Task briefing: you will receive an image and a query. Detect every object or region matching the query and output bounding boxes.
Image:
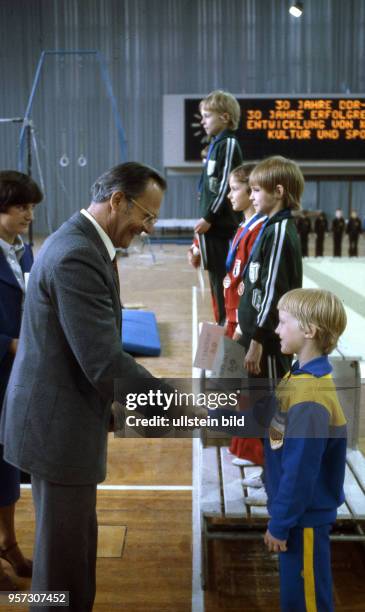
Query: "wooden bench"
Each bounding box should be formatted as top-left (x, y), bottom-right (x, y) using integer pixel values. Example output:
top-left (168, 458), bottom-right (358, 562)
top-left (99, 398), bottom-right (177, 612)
top-left (201, 445), bottom-right (365, 589)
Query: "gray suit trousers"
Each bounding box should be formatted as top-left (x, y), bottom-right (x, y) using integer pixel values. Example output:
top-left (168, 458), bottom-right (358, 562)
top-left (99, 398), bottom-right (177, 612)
top-left (30, 476), bottom-right (98, 612)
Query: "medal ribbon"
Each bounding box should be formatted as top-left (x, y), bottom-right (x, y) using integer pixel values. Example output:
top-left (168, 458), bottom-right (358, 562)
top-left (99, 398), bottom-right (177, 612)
top-left (240, 216), bottom-right (270, 280)
top-left (225, 214), bottom-right (263, 273)
top-left (197, 131), bottom-right (230, 194)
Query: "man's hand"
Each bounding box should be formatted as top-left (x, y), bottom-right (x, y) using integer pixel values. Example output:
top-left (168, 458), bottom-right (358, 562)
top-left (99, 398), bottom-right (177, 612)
top-left (244, 339), bottom-right (262, 375)
top-left (264, 529), bottom-right (287, 553)
top-left (8, 339), bottom-right (19, 356)
top-left (194, 218), bottom-right (211, 234)
top-left (232, 328), bottom-right (242, 342)
top-left (187, 246), bottom-right (201, 269)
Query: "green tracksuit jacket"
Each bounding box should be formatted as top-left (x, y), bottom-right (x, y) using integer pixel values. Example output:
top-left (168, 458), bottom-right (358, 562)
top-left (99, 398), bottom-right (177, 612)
top-left (199, 129), bottom-right (243, 237)
top-left (238, 209), bottom-right (303, 352)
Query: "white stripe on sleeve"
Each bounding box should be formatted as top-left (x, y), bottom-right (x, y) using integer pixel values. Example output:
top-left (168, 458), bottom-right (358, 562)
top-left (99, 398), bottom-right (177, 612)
top-left (210, 138), bottom-right (235, 213)
top-left (257, 219), bottom-right (287, 327)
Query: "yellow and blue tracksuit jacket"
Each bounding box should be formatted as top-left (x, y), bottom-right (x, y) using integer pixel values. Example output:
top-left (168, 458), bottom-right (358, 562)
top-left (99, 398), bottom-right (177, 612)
top-left (265, 355), bottom-right (347, 541)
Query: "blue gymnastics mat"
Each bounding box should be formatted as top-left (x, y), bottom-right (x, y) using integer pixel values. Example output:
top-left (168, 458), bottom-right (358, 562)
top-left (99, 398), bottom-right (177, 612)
top-left (121, 309), bottom-right (161, 356)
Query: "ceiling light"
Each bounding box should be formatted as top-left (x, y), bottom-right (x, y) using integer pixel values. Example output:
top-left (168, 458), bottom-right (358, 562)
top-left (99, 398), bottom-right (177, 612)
top-left (289, 2), bottom-right (303, 17)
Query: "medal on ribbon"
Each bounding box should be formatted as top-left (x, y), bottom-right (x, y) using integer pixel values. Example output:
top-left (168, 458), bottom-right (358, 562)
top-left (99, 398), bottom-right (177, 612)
top-left (237, 281), bottom-right (245, 296)
top-left (223, 275), bottom-right (231, 288)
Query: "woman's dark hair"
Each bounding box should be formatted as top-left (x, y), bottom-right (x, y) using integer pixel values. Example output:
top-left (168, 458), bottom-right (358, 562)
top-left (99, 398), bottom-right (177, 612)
top-left (90, 162), bottom-right (167, 202)
top-left (0, 171), bottom-right (43, 213)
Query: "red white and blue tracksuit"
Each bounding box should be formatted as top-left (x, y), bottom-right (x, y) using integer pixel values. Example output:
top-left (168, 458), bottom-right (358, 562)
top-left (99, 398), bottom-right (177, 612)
top-left (223, 213), bottom-right (265, 339)
top-left (224, 213), bottom-right (266, 465)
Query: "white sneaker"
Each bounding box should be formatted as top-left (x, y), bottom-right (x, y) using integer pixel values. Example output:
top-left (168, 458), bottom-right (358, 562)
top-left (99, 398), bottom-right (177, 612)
top-left (245, 488), bottom-right (268, 506)
top-left (231, 457), bottom-right (255, 466)
top-left (241, 475), bottom-right (263, 488)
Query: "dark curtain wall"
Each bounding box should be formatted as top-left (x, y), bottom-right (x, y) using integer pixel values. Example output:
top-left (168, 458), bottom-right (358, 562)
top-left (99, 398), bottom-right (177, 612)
top-left (0, 0), bottom-right (364, 233)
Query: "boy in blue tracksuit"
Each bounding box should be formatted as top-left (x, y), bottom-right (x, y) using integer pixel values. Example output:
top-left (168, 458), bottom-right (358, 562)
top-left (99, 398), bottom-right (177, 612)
top-left (264, 288), bottom-right (347, 611)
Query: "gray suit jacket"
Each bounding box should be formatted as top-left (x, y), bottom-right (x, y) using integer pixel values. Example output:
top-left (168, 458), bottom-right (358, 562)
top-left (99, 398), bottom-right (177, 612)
top-left (0, 213), bottom-right (152, 485)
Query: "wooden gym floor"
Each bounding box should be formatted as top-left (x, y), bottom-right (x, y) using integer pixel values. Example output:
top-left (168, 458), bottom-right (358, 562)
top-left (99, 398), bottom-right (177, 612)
top-left (1, 235), bottom-right (364, 611)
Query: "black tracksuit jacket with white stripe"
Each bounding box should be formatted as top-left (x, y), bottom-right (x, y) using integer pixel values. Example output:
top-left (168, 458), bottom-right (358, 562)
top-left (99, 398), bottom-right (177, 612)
top-left (199, 129), bottom-right (243, 237)
top-left (238, 209), bottom-right (302, 352)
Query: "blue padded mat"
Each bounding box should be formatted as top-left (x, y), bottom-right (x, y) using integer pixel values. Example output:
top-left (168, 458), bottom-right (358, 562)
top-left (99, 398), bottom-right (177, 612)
top-left (121, 309), bottom-right (161, 356)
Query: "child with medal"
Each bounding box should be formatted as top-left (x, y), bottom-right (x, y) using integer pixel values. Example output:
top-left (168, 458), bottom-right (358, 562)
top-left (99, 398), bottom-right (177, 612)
top-left (190, 90), bottom-right (243, 325)
top-left (231, 156), bottom-right (304, 505)
top-left (239, 156), bottom-right (304, 381)
top-left (264, 288), bottom-right (347, 612)
top-left (224, 163), bottom-right (265, 340)
top-left (224, 163), bottom-right (266, 468)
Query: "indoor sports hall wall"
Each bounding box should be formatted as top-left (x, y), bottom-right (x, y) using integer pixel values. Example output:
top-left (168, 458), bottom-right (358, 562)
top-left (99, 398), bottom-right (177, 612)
top-left (0, 0), bottom-right (364, 234)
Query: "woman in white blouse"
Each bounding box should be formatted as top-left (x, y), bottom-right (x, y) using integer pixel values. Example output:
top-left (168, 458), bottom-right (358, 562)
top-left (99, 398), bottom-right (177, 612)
top-left (0, 170), bottom-right (43, 590)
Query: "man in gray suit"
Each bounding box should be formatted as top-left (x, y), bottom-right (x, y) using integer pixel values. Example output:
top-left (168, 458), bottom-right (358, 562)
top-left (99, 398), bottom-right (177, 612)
top-left (0, 162), bottom-right (172, 610)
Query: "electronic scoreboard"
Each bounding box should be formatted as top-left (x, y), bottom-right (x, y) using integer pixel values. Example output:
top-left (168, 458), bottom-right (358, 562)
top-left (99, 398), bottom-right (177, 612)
top-left (184, 96), bottom-right (365, 162)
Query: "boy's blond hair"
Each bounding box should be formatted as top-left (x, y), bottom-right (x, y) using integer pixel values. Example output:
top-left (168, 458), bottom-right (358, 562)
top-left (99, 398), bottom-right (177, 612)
top-left (249, 156), bottom-right (304, 211)
top-left (278, 289), bottom-right (347, 354)
top-left (199, 90), bottom-right (241, 130)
